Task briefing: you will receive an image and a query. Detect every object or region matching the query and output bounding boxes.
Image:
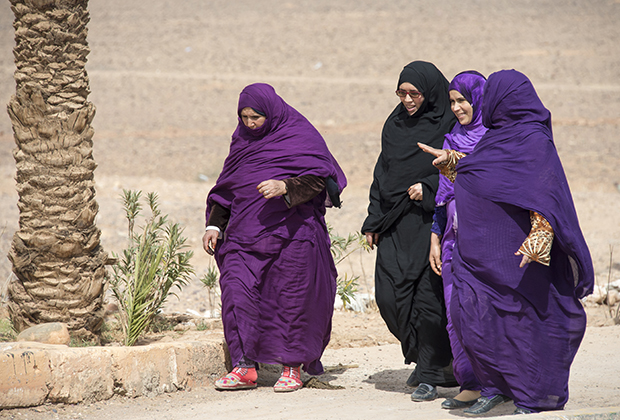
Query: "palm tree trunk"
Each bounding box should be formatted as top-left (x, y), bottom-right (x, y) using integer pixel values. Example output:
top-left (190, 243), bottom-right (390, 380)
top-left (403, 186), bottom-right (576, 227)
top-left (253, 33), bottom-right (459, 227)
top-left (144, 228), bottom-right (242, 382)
top-left (6, 0), bottom-right (107, 340)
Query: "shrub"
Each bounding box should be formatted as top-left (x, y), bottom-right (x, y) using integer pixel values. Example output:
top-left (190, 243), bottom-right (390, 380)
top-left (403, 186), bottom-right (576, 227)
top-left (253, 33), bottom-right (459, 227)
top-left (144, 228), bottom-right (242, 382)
top-left (0, 318), bottom-right (16, 342)
top-left (109, 190), bottom-right (194, 346)
top-left (328, 223), bottom-right (371, 309)
top-left (198, 265), bottom-right (221, 318)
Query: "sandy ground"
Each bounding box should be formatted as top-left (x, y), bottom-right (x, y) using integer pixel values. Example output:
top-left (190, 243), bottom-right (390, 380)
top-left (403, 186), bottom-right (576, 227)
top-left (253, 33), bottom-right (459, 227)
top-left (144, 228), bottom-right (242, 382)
top-left (1, 0), bottom-right (620, 418)
top-left (0, 309), bottom-right (619, 420)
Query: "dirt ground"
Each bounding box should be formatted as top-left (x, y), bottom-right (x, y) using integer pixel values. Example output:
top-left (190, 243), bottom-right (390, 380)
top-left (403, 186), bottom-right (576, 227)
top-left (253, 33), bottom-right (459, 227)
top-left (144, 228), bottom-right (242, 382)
top-left (0, 307), bottom-right (619, 420)
top-left (1, 0), bottom-right (620, 418)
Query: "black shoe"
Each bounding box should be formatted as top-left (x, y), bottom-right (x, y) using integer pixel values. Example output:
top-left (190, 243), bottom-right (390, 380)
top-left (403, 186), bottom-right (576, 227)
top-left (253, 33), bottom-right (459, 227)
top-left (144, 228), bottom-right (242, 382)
top-left (513, 407), bottom-right (534, 415)
top-left (441, 397), bottom-right (478, 409)
top-left (411, 383), bottom-right (438, 402)
top-left (406, 368), bottom-right (420, 387)
top-left (463, 394), bottom-right (512, 416)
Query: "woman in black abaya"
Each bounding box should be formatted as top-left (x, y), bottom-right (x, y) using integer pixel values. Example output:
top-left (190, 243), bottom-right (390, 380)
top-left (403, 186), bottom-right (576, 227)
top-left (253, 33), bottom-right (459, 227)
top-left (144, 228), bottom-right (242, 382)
top-left (362, 61), bottom-right (457, 401)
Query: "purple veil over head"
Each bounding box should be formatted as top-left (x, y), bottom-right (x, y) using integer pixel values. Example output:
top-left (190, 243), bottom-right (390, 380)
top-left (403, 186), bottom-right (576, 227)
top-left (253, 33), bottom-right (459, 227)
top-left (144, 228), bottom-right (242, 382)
top-left (206, 83), bottom-right (346, 375)
top-left (435, 71), bottom-right (487, 206)
top-left (206, 83), bottom-right (346, 243)
top-left (450, 70), bottom-right (593, 410)
top-left (448, 70), bottom-right (486, 128)
top-left (456, 69), bottom-right (593, 298)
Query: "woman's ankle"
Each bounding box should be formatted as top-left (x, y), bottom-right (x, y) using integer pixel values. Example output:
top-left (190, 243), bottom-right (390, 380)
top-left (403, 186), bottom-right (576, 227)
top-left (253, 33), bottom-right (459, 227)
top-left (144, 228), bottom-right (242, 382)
top-left (455, 389), bottom-right (481, 401)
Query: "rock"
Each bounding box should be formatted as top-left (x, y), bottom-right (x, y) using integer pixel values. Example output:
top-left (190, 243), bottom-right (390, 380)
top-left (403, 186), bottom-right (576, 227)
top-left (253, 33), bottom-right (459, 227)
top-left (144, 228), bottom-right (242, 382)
top-left (17, 323), bottom-right (70, 345)
top-left (104, 302), bottom-right (119, 316)
top-left (607, 290), bottom-right (619, 306)
top-left (609, 279), bottom-right (620, 292)
top-left (334, 292), bottom-right (376, 313)
top-left (586, 285), bottom-right (605, 305)
top-left (173, 323), bottom-right (190, 332)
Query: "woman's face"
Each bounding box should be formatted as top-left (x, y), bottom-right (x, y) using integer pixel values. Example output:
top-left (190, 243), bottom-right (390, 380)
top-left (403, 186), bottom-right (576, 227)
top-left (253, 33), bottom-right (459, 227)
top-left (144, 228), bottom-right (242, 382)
top-left (449, 90), bottom-right (474, 126)
top-left (240, 107), bottom-right (266, 130)
top-left (398, 82), bottom-right (425, 116)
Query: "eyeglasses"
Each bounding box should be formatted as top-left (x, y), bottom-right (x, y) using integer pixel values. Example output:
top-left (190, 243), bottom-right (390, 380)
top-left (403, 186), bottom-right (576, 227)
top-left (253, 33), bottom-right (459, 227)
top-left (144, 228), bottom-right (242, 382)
top-left (395, 89), bottom-right (422, 99)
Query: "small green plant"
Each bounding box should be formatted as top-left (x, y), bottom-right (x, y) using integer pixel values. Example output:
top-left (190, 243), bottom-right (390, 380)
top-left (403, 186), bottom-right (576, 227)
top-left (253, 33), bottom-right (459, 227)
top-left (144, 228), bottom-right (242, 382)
top-left (0, 317), bottom-right (16, 342)
top-left (148, 314), bottom-right (177, 333)
top-left (337, 273), bottom-right (358, 308)
top-left (69, 337), bottom-right (98, 347)
top-left (328, 224), bottom-right (372, 310)
top-left (198, 265), bottom-right (221, 318)
top-left (100, 320), bottom-right (122, 344)
top-left (197, 321), bottom-right (210, 331)
top-left (109, 190), bottom-right (194, 346)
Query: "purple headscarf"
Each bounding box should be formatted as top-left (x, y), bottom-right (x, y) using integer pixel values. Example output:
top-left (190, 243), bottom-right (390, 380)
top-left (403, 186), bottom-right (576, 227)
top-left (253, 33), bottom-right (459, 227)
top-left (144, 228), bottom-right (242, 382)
top-left (456, 69), bottom-right (593, 298)
top-left (435, 71), bottom-right (487, 206)
top-left (206, 83), bottom-right (346, 243)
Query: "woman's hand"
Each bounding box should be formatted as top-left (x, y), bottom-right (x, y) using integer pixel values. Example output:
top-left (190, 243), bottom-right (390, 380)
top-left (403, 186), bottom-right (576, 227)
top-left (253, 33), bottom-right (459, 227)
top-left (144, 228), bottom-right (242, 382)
top-left (429, 232), bottom-right (442, 275)
top-left (515, 251), bottom-right (533, 268)
top-left (257, 179), bottom-right (287, 199)
top-left (365, 232), bottom-right (380, 249)
top-left (408, 183), bottom-right (423, 201)
top-left (203, 230), bottom-right (219, 256)
top-left (418, 142), bottom-right (449, 167)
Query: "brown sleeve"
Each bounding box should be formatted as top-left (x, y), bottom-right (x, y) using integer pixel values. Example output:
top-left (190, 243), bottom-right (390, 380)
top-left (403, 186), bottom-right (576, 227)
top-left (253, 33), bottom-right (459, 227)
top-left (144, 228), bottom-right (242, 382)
top-left (206, 202), bottom-right (230, 231)
top-left (518, 211), bottom-right (554, 266)
top-left (438, 149), bottom-right (467, 182)
top-left (282, 175), bottom-right (326, 208)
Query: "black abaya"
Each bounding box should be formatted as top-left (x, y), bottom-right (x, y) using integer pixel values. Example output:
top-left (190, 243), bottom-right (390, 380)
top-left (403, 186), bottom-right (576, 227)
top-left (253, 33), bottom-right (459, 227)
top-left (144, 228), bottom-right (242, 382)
top-left (362, 61), bottom-right (457, 386)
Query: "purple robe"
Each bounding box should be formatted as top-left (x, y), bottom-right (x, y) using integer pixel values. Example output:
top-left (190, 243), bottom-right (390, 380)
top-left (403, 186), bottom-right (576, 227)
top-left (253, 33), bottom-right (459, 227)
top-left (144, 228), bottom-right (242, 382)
top-left (436, 71), bottom-right (487, 392)
top-left (451, 70), bottom-right (594, 412)
top-left (206, 83), bottom-right (347, 375)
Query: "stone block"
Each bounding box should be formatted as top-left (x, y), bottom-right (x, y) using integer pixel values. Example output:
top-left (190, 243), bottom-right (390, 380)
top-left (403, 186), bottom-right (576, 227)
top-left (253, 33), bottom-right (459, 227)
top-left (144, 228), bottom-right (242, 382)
top-left (0, 338), bottom-right (228, 409)
top-left (0, 343), bottom-right (52, 408)
top-left (47, 347), bottom-right (114, 404)
top-left (111, 345), bottom-right (164, 397)
top-left (16, 322), bottom-right (70, 345)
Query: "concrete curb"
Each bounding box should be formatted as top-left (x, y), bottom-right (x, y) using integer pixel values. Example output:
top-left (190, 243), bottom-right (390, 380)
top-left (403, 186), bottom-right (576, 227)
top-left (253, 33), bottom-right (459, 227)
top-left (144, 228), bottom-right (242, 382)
top-left (0, 338), bottom-right (228, 409)
top-left (2, 340), bottom-right (619, 420)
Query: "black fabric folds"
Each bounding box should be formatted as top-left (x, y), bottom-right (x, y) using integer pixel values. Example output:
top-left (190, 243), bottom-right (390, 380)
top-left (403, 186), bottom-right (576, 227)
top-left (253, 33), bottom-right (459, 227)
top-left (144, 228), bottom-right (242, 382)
top-left (361, 61), bottom-right (457, 383)
top-left (362, 61), bottom-right (455, 235)
top-left (326, 176), bottom-right (342, 208)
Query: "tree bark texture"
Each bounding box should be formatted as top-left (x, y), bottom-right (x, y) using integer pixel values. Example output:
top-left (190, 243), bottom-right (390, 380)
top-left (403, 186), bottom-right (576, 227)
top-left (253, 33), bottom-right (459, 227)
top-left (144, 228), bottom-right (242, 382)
top-left (6, 0), bottom-right (107, 339)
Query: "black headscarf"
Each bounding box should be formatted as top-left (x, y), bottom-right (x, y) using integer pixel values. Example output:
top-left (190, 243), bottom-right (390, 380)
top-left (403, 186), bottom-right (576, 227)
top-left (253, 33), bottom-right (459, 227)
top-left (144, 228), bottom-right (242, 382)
top-left (362, 61), bottom-right (455, 234)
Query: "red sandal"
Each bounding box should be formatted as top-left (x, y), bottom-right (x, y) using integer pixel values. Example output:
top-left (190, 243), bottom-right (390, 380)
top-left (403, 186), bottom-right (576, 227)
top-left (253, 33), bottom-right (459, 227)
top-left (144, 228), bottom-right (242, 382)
top-left (273, 365), bottom-right (303, 392)
top-left (214, 367), bottom-right (258, 390)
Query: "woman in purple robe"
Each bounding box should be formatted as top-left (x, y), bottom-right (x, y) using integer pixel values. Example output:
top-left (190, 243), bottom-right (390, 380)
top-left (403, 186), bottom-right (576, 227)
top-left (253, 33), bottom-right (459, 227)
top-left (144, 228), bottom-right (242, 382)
top-left (419, 69), bottom-right (594, 415)
top-left (202, 83), bottom-right (346, 392)
top-left (429, 71), bottom-right (487, 410)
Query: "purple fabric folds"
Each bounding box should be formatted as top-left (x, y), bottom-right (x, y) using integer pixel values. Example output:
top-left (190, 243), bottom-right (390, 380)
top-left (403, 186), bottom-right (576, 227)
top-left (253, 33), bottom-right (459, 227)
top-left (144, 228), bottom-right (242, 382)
top-left (207, 83), bottom-right (346, 243)
top-left (451, 70), bottom-right (594, 411)
top-left (206, 83), bottom-right (346, 375)
top-left (437, 71), bottom-right (487, 392)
